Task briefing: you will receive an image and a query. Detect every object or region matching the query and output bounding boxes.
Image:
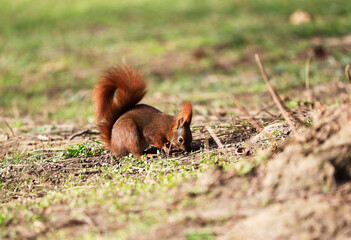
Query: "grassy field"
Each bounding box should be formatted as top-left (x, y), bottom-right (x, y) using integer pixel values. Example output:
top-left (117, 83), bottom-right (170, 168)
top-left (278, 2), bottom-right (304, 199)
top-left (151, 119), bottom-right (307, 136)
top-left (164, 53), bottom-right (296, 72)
top-left (1, 0), bottom-right (351, 239)
top-left (1, 0), bottom-right (351, 121)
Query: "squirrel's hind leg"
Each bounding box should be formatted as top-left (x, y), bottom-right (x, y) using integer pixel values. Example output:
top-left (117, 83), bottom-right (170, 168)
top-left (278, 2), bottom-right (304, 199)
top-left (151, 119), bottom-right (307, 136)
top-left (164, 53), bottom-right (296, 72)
top-left (110, 119), bottom-right (145, 158)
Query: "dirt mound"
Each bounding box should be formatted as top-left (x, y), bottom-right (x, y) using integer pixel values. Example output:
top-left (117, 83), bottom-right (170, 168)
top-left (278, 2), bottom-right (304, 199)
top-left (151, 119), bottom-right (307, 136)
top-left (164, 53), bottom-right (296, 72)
top-left (261, 100), bottom-right (351, 200)
top-left (139, 101), bottom-right (351, 240)
top-left (220, 197), bottom-right (351, 240)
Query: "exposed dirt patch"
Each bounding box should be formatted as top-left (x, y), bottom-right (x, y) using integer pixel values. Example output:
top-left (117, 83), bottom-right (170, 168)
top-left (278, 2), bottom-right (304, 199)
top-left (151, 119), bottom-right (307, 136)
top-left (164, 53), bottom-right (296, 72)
top-left (2, 81), bottom-right (351, 239)
top-left (0, 117), bottom-right (265, 204)
top-left (0, 110), bottom-right (291, 239)
top-left (0, 154), bottom-right (112, 202)
top-left (135, 100), bottom-right (351, 240)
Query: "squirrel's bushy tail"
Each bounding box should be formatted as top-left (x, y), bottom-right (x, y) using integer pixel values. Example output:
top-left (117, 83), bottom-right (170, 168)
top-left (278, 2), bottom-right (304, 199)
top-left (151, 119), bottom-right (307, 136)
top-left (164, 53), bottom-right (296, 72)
top-left (93, 66), bottom-right (146, 149)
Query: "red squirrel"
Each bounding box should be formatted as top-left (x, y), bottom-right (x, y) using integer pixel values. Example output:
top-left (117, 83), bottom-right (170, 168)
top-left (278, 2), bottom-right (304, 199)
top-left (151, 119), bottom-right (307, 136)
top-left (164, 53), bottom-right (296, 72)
top-left (93, 66), bottom-right (193, 158)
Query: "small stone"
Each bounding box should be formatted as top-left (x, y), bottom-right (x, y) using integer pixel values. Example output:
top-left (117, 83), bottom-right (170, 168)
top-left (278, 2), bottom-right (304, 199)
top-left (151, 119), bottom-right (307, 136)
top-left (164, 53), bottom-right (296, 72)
top-left (290, 10), bottom-right (312, 25)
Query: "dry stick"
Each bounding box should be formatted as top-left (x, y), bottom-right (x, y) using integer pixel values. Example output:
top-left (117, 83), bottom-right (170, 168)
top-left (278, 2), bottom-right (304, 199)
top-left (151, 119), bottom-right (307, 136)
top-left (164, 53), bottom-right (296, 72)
top-left (62, 185), bottom-right (95, 191)
top-left (3, 119), bottom-right (15, 137)
top-left (254, 54), bottom-right (300, 138)
top-left (264, 113), bottom-right (283, 124)
top-left (34, 162), bottom-right (48, 175)
top-left (30, 148), bottom-right (63, 153)
top-left (233, 98), bottom-right (263, 132)
top-left (11, 100), bottom-right (20, 119)
top-left (253, 102), bottom-right (277, 117)
top-left (69, 129), bottom-right (100, 140)
top-left (205, 126), bottom-right (224, 150)
top-left (305, 54), bottom-right (313, 103)
top-left (346, 64), bottom-right (351, 83)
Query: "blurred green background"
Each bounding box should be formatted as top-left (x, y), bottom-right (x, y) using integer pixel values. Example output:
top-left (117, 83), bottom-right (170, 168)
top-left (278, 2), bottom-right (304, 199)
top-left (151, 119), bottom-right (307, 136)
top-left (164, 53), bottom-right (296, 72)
top-left (1, 0), bottom-right (351, 123)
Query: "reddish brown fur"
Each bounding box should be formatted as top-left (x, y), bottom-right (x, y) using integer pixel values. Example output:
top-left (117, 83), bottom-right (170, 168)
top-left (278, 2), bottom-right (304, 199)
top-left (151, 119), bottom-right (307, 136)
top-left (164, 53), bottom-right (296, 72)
top-left (93, 66), bottom-right (146, 149)
top-left (93, 66), bottom-right (193, 157)
top-left (172, 102), bottom-right (192, 131)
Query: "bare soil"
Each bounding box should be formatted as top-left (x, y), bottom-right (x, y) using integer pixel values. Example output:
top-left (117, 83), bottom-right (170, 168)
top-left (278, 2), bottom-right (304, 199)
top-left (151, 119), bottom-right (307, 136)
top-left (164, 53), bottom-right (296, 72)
top-left (135, 100), bottom-right (351, 240)
top-left (1, 81), bottom-right (351, 239)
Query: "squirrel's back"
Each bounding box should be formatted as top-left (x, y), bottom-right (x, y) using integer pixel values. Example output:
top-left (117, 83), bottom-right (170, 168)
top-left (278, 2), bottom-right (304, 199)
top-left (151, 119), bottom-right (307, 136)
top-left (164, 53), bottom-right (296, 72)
top-left (93, 66), bottom-right (147, 149)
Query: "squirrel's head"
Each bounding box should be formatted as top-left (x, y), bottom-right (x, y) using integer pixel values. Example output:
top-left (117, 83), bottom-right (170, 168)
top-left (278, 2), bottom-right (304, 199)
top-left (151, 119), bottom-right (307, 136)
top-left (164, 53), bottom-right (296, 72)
top-left (170, 102), bottom-right (193, 152)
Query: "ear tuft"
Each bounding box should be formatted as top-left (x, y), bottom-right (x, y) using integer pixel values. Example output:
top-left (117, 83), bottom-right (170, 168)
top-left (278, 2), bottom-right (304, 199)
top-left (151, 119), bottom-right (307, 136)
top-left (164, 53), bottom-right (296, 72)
top-left (172, 102), bottom-right (193, 131)
top-left (175, 117), bottom-right (184, 130)
top-left (181, 102), bottom-right (192, 125)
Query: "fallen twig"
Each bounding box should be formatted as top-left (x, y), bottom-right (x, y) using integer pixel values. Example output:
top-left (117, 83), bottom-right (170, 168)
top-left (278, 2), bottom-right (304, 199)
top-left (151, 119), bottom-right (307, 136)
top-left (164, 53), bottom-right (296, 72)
top-left (254, 54), bottom-right (300, 138)
top-left (29, 148), bottom-right (64, 153)
top-left (305, 54), bottom-right (313, 103)
top-left (62, 185), bottom-right (96, 191)
top-left (261, 113), bottom-right (283, 125)
top-left (74, 170), bottom-right (101, 176)
top-left (253, 102), bottom-right (277, 117)
top-left (346, 64), bottom-right (351, 83)
top-left (69, 129), bottom-right (100, 140)
top-left (206, 126), bottom-right (224, 149)
top-left (233, 98), bottom-right (263, 132)
top-left (11, 100), bottom-right (20, 119)
top-left (34, 162), bottom-right (48, 175)
top-left (2, 119), bottom-right (15, 137)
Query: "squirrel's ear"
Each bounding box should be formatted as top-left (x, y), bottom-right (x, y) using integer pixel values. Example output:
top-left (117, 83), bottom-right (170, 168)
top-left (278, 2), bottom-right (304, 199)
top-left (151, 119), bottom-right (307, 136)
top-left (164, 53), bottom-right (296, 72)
top-left (175, 117), bottom-right (185, 130)
top-left (182, 102), bottom-right (192, 125)
top-left (174, 102), bottom-right (192, 129)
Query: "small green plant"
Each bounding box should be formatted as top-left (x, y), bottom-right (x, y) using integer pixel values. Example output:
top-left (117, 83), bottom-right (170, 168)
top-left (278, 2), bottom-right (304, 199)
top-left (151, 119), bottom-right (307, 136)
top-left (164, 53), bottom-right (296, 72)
top-left (260, 199), bottom-right (271, 206)
top-left (186, 232), bottom-right (215, 240)
top-left (0, 214), bottom-right (4, 225)
top-left (272, 129), bottom-right (282, 136)
top-left (64, 142), bottom-right (103, 158)
top-left (305, 119), bottom-right (313, 126)
top-left (235, 160), bottom-right (254, 176)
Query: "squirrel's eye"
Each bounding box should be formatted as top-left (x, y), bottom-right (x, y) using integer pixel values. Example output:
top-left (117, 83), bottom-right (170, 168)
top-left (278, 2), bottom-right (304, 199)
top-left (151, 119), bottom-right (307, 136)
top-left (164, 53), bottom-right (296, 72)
top-left (178, 137), bottom-right (183, 143)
